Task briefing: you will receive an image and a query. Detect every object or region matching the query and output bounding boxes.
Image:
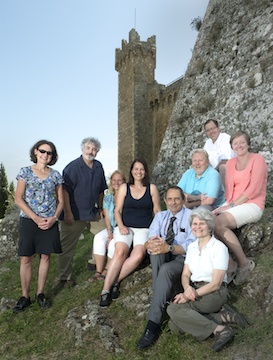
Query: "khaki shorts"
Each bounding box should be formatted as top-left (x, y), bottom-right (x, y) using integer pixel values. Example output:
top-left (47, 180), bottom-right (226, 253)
top-left (90, 218), bottom-right (106, 235)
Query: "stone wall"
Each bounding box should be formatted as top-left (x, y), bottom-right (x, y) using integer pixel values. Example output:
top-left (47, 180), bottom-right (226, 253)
top-left (153, 0), bottom-right (273, 194)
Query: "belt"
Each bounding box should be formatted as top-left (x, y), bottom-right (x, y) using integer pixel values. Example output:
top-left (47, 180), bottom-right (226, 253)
top-left (192, 281), bottom-right (227, 288)
top-left (192, 281), bottom-right (208, 288)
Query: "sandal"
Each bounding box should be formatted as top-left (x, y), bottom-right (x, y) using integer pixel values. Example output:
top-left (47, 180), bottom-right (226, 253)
top-left (220, 304), bottom-right (248, 328)
top-left (88, 270), bottom-right (107, 282)
top-left (227, 263), bottom-right (238, 284)
top-left (233, 259), bottom-right (255, 286)
top-left (88, 271), bottom-right (103, 283)
top-left (212, 325), bottom-right (236, 352)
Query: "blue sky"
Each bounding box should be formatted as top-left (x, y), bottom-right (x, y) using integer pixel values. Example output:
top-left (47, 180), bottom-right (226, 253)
top-left (0, 0), bottom-right (209, 183)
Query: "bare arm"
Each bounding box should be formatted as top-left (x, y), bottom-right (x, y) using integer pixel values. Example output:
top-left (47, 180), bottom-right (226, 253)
top-left (114, 183), bottom-right (129, 235)
top-left (184, 193), bottom-right (216, 209)
top-left (63, 188), bottom-right (74, 224)
top-left (150, 184), bottom-right (161, 214)
top-left (54, 184), bottom-right (64, 219)
top-left (195, 269), bottom-right (226, 297)
top-left (97, 192), bottom-right (104, 218)
top-left (213, 194), bottom-right (249, 215)
top-left (103, 208), bottom-right (113, 242)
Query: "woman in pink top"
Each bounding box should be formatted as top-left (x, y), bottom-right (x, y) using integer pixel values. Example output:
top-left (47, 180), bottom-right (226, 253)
top-left (213, 130), bottom-right (268, 285)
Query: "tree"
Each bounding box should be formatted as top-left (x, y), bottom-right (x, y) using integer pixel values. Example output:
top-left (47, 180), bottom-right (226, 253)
top-left (190, 16), bottom-right (202, 31)
top-left (0, 163), bottom-right (9, 218)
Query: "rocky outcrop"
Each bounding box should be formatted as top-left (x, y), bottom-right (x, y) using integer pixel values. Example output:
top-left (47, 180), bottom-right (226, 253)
top-left (153, 0), bottom-right (273, 194)
top-left (1, 209), bottom-right (272, 353)
top-left (0, 205), bottom-right (19, 264)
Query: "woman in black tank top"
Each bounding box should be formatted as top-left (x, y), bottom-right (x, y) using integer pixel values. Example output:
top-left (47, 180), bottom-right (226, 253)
top-left (99, 159), bottom-right (161, 308)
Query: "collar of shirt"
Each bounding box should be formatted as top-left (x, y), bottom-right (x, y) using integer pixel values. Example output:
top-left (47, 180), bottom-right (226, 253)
top-left (191, 235), bottom-right (216, 250)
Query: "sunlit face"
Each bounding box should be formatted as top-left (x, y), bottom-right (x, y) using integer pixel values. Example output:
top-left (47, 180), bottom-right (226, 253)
top-left (111, 173), bottom-right (124, 192)
top-left (34, 144), bottom-right (53, 164)
top-left (231, 135), bottom-right (249, 156)
top-left (131, 162), bottom-right (145, 181)
top-left (82, 142), bottom-right (98, 162)
top-left (191, 216), bottom-right (210, 238)
top-left (192, 152), bottom-right (209, 176)
top-left (205, 121), bottom-right (220, 143)
top-left (164, 189), bottom-right (184, 215)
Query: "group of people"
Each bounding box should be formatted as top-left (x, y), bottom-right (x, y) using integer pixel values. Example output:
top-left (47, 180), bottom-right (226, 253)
top-left (12, 120), bottom-right (268, 353)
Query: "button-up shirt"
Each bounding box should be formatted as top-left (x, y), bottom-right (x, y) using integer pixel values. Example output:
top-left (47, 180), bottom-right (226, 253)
top-left (148, 207), bottom-right (196, 254)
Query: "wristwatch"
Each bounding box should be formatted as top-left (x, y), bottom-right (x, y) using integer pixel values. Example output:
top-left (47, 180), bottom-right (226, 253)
top-left (168, 245), bottom-right (175, 252)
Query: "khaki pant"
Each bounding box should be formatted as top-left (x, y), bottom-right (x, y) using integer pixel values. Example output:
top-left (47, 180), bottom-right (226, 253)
top-left (167, 286), bottom-right (228, 341)
top-left (58, 220), bottom-right (89, 280)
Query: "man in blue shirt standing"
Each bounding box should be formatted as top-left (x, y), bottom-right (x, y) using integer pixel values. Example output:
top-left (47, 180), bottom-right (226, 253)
top-left (177, 149), bottom-right (224, 210)
top-left (137, 186), bottom-right (196, 349)
top-left (58, 137), bottom-right (107, 286)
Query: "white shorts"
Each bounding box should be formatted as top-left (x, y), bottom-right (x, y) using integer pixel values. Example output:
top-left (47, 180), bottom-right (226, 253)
top-left (113, 227), bottom-right (149, 247)
top-left (223, 203), bottom-right (263, 228)
top-left (93, 228), bottom-right (115, 258)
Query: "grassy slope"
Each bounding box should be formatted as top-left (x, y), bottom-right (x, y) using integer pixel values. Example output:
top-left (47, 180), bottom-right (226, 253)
top-left (0, 230), bottom-right (273, 360)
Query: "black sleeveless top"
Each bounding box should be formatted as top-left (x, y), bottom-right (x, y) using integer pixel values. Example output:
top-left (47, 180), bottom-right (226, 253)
top-left (122, 184), bottom-right (153, 228)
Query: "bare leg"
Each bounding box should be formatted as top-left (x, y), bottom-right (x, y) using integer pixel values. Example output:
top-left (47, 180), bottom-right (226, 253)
top-left (214, 213), bottom-right (248, 267)
top-left (117, 245), bottom-right (146, 282)
top-left (102, 257), bottom-right (112, 276)
top-left (218, 164), bottom-right (226, 189)
top-left (20, 256), bottom-right (33, 298)
top-left (37, 254), bottom-right (50, 294)
top-left (102, 242), bottom-right (129, 291)
top-left (94, 254), bottom-right (106, 274)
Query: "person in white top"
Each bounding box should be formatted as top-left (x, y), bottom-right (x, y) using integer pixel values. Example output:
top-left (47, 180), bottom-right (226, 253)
top-left (203, 119), bottom-right (235, 188)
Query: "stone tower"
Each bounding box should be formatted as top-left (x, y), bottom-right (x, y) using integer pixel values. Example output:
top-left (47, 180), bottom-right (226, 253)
top-left (115, 29), bottom-right (156, 177)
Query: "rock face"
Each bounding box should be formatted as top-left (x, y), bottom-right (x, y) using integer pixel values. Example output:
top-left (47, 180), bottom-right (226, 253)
top-left (153, 0), bottom-right (273, 194)
top-left (0, 205), bottom-right (19, 264)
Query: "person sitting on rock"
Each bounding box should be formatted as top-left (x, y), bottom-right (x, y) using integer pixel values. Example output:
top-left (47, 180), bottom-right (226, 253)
top-left (203, 119), bottom-right (235, 188)
top-left (167, 208), bottom-right (248, 352)
top-left (212, 130), bottom-right (268, 285)
top-left (99, 158), bottom-right (161, 308)
top-left (177, 149), bottom-right (225, 211)
top-left (137, 186), bottom-right (196, 349)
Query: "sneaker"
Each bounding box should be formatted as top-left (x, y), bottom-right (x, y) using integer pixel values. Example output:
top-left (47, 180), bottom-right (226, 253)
top-left (36, 293), bottom-right (51, 309)
top-left (99, 292), bottom-right (111, 308)
top-left (137, 328), bottom-right (159, 349)
top-left (13, 296), bottom-right (31, 313)
top-left (220, 304), bottom-right (248, 328)
top-left (111, 282), bottom-right (120, 300)
top-left (212, 325), bottom-right (236, 352)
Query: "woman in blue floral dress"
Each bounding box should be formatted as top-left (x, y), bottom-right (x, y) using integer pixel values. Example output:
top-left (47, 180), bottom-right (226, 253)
top-left (13, 140), bottom-right (63, 313)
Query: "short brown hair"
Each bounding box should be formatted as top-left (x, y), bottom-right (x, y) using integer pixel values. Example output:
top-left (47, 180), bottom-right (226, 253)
top-left (230, 130), bottom-right (251, 147)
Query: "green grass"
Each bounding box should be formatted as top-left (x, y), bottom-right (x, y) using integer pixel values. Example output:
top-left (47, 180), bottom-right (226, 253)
top-left (0, 230), bottom-right (273, 359)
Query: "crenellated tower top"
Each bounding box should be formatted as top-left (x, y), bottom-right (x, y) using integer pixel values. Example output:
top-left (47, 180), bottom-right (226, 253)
top-left (115, 29), bottom-right (156, 72)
